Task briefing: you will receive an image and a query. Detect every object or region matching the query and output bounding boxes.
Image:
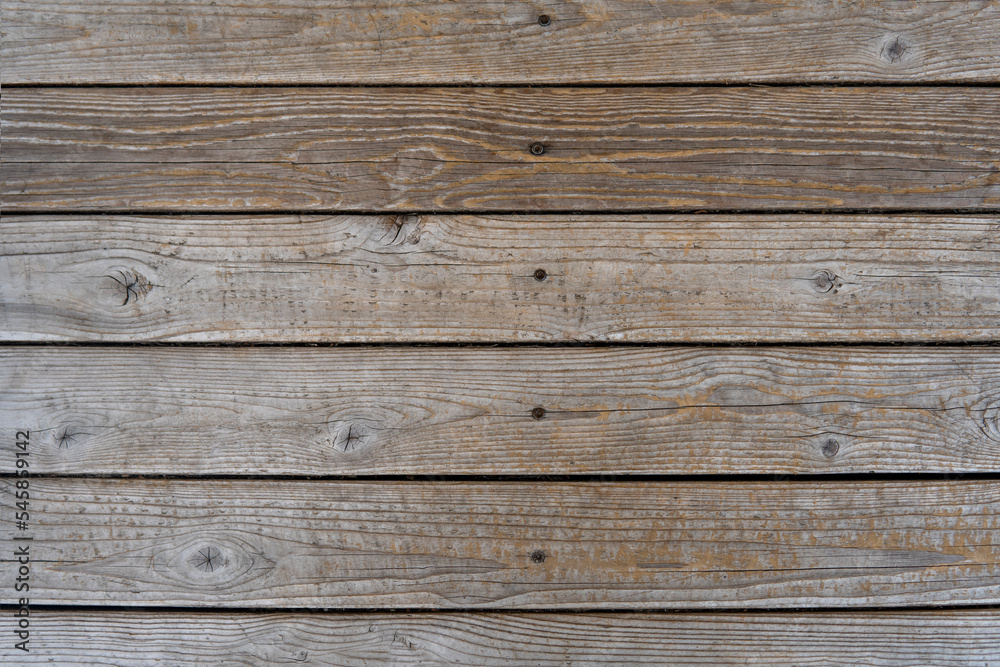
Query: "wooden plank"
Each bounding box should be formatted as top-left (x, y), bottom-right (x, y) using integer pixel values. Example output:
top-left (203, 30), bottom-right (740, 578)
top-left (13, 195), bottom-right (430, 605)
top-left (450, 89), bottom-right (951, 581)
top-left (3, 1), bottom-right (999, 85)
top-left (4, 88), bottom-right (1000, 212)
top-left (4, 346), bottom-right (1000, 476)
top-left (2, 478), bottom-right (998, 608)
top-left (2, 214), bottom-right (1000, 343)
top-left (8, 610), bottom-right (1000, 665)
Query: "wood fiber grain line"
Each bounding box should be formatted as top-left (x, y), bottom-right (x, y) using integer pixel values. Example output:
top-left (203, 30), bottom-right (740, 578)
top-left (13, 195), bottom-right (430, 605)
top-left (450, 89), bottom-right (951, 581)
top-left (4, 88), bottom-right (999, 211)
top-left (4, 346), bottom-right (1000, 475)
top-left (1, 478), bottom-right (998, 608)
top-left (3, 0), bottom-right (999, 84)
top-left (2, 214), bottom-right (999, 342)
top-left (8, 610), bottom-right (1000, 665)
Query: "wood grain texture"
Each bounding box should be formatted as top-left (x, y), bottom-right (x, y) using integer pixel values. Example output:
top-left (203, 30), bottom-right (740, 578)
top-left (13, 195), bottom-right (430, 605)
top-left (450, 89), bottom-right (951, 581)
top-left (2, 214), bottom-right (999, 342)
top-left (8, 610), bottom-right (1000, 665)
top-left (4, 87), bottom-right (1000, 212)
top-left (3, 1), bottom-right (999, 84)
top-left (4, 346), bottom-right (1000, 476)
top-left (2, 478), bottom-right (998, 608)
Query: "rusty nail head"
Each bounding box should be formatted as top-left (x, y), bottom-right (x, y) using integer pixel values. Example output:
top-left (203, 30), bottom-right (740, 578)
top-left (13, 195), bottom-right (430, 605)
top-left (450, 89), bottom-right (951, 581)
top-left (530, 142), bottom-right (545, 155)
top-left (532, 407), bottom-right (546, 420)
top-left (534, 268), bottom-right (547, 281)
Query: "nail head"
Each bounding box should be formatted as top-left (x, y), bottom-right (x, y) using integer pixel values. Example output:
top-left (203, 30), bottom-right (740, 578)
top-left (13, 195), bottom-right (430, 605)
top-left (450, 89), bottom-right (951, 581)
top-left (534, 268), bottom-right (547, 281)
top-left (538, 14), bottom-right (551, 26)
top-left (531, 407), bottom-right (546, 420)
top-left (530, 142), bottom-right (545, 155)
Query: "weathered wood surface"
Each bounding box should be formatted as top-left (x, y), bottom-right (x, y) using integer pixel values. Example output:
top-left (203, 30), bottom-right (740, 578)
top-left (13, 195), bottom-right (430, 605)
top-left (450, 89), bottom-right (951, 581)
top-left (8, 611), bottom-right (1000, 665)
top-left (2, 478), bottom-right (998, 608)
top-left (4, 88), bottom-right (1000, 212)
top-left (2, 214), bottom-right (999, 342)
top-left (4, 346), bottom-right (1000, 475)
top-left (4, 1), bottom-right (1000, 85)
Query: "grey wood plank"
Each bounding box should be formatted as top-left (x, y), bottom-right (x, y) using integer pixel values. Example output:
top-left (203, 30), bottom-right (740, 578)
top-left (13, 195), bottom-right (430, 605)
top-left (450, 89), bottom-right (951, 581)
top-left (2, 215), bottom-right (999, 343)
top-left (3, 346), bottom-right (1000, 475)
top-left (4, 88), bottom-right (999, 211)
top-left (8, 610), bottom-right (1000, 665)
top-left (1, 478), bottom-right (998, 608)
top-left (3, 1), bottom-right (999, 84)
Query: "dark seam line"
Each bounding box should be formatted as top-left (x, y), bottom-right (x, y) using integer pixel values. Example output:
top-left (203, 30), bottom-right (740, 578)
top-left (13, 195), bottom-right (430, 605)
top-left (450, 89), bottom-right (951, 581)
top-left (5, 82), bottom-right (1000, 89)
top-left (3, 473), bottom-right (999, 481)
top-left (0, 341), bottom-right (997, 348)
top-left (1, 603), bottom-right (998, 614)
top-left (5, 208), bottom-right (1000, 216)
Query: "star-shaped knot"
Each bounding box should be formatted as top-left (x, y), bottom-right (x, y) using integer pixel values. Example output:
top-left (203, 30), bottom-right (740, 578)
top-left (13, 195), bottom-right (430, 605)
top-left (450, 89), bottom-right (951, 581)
top-left (191, 546), bottom-right (223, 573)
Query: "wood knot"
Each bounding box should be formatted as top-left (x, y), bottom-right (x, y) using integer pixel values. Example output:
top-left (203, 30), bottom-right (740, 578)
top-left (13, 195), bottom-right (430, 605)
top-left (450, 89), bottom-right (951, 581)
top-left (189, 545), bottom-right (226, 573)
top-left (881, 35), bottom-right (907, 63)
top-left (378, 214), bottom-right (422, 247)
top-left (54, 425), bottom-right (83, 450)
top-left (809, 269), bottom-right (844, 294)
top-left (821, 438), bottom-right (840, 458)
top-left (980, 402), bottom-right (1000, 442)
top-left (172, 541), bottom-right (235, 582)
top-left (47, 417), bottom-right (101, 452)
top-left (329, 419), bottom-right (378, 453)
top-left (105, 268), bottom-right (152, 306)
top-left (383, 148), bottom-right (445, 184)
top-left (157, 535), bottom-right (274, 589)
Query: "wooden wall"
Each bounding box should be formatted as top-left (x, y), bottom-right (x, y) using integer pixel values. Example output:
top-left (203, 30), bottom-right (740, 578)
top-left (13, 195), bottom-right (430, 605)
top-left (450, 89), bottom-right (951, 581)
top-left (2, 1), bottom-right (1000, 663)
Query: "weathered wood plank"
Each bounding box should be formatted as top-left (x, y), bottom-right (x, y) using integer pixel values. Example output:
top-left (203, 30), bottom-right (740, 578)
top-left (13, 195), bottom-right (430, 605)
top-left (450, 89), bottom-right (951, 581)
top-left (8, 610), bottom-right (1000, 665)
top-left (4, 88), bottom-right (999, 211)
top-left (4, 346), bottom-right (1000, 475)
top-left (2, 478), bottom-right (998, 608)
top-left (3, 1), bottom-right (999, 84)
top-left (2, 214), bottom-right (999, 342)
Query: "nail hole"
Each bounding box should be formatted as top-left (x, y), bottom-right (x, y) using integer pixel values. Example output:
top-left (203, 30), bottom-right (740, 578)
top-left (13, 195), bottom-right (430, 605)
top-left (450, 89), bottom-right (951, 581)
top-left (530, 142), bottom-right (545, 155)
top-left (531, 407), bottom-right (546, 420)
top-left (537, 14), bottom-right (551, 26)
top-left (530, 550), bottom-right (546, 563)
top-left (534, 268), bottom-right (547, 281)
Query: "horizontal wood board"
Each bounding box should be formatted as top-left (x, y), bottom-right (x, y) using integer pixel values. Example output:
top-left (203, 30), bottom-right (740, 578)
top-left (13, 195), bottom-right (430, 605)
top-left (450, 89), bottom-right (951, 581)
top-left (4, 87), bottom-right (1000, 212)
top-left (1, 478), bottom-right (998, 608)
top-left (4, 346), bottom-right (1000, 475)
top-left (6, 611), bottom-right (1000, 665)
top-left (3, 0), bottom-right (1000, 84)
top-left (2, 214), bottom-right (999, 342)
